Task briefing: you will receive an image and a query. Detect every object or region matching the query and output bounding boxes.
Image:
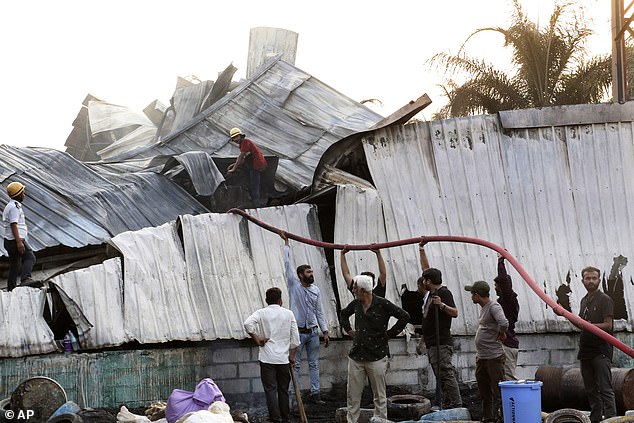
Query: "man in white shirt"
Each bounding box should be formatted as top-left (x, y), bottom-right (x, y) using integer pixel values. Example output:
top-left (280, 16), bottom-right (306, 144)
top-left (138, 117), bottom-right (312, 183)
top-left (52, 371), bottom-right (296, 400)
top-left (3, 182), bottom-right (36, 291)
top-left (244, 287), bottom-right (300, 423)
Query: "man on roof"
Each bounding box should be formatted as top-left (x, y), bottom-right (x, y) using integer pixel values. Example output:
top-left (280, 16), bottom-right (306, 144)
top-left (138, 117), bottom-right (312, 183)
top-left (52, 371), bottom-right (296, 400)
top-left (2, 182), bottom-right (36, 290)
top-left (227, 127), bottom-right (268, 207)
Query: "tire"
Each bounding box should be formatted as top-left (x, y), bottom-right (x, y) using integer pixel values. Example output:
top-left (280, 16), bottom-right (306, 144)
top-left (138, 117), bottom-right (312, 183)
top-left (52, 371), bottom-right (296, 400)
top-left (545, 408), bottom-right (592, 423)
top-left (47, 413), bottom-right (84, 423)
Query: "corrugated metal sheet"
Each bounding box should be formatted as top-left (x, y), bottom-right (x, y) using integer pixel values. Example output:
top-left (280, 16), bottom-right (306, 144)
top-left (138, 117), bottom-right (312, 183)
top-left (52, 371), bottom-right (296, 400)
top-left (360, 103), bottom-right (634, 335)
top-left (53, 258), bottom-right (130, 349)
top-left (102, 204), bottom-right (339, 346)
top-left (0, 287), bottom-right (56, 357)
top-left (88, 101), bottom-right (154, 134)
top-left (0, 145), bottom-right (210, 255)
top-left (100, 58), bottom-right (383, 190)
top-left (333, 184), bottom-right (394, 302)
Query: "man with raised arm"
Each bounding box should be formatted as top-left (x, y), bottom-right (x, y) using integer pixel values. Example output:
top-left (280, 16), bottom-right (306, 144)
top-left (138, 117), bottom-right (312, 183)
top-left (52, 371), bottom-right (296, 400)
top-left (340, 247), bottom-right (387, 297)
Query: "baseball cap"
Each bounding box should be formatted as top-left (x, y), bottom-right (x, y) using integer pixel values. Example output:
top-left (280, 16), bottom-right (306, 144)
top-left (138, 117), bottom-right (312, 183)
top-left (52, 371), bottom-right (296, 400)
top-left (464, 280), bottom-right (490, 296)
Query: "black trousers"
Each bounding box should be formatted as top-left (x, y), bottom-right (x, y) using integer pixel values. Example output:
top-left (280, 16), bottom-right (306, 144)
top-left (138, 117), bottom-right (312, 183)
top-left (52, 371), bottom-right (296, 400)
top-left (260, 361), bottom-right (291, 423)
top-left (4, 238), bottom-right (36, 291)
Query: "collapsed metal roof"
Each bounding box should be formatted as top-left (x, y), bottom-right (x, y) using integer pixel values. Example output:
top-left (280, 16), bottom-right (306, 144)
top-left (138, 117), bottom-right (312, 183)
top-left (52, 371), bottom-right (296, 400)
top-left (0, 145), bottom-right (210, 255)
top-left (92, 57), bottom-right (384, 191)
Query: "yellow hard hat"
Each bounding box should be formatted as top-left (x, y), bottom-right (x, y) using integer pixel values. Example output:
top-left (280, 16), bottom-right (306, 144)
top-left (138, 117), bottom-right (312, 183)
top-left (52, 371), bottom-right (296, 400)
top-left (229, 127), bottom-right (244, 138)
top-left (7, 182), bottom-right (25, 199)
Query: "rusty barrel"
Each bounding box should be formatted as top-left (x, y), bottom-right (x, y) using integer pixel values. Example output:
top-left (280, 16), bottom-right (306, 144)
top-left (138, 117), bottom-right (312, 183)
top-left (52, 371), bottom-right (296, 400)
top-left (536, 366), bottom-right (634, 414)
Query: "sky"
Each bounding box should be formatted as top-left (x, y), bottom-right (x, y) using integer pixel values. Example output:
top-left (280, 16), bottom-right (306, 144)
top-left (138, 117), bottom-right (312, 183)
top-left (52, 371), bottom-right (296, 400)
top-left (0, 0), bottom-right (610, 151)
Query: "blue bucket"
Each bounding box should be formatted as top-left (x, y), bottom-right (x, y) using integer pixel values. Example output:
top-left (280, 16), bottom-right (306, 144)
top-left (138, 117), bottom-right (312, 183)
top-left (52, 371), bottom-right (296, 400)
top-left (499, 380), bottom-right (542, 423)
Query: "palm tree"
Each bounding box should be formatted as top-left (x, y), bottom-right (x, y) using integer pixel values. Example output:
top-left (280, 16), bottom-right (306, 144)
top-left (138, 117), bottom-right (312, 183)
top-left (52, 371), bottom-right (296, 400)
top-left (429, 0), bottom-right (612, 119)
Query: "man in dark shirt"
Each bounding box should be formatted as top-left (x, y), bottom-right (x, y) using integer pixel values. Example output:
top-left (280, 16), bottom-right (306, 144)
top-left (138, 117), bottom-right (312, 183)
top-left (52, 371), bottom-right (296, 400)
top-left (341, 274), bottom-right (410, 423)
top-left (494, 253), bottom-right (520, 380)
top-left (416, 242), bottom-right (462, 409)
top-left (576, 266), bottom-right (616, 423)
top-left (340, 247), bottom-right (387, 297)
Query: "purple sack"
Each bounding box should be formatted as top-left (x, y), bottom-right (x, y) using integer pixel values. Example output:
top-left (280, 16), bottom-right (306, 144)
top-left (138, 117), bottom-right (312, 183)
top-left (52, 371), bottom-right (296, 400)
top-left (165, 378), bottom-right (226, 423)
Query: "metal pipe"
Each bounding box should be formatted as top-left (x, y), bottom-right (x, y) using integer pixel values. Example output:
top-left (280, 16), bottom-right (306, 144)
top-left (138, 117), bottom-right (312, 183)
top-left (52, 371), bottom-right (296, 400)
top-left (228, 208), bottom-right (634, 359)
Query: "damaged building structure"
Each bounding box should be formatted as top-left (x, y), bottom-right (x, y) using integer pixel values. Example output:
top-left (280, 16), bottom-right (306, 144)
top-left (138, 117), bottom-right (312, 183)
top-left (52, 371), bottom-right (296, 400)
top-left (1, 27), bottom-right (633, 412)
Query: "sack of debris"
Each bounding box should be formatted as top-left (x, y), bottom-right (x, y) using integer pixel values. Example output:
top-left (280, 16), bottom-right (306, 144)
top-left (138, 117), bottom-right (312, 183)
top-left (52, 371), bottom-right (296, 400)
top-left (166, 378), bottom-right (226, 423)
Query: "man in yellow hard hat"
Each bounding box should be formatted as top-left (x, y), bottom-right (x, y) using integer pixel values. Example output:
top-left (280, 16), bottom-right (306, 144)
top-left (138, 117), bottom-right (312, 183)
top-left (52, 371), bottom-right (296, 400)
top-left (227, 127), bottom-right (268, 206)
top-left (2, 182), bottom-right (36, 290)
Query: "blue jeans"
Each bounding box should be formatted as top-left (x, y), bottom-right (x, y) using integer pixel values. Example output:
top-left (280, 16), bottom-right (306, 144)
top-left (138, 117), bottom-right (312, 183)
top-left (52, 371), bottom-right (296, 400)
top-left (294, 330), bottom-right (320, 394)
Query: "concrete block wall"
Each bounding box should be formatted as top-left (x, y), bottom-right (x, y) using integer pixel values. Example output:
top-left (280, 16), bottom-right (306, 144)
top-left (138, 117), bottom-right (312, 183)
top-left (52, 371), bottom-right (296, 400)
top-left (0, 332), bottom-right (631, 410)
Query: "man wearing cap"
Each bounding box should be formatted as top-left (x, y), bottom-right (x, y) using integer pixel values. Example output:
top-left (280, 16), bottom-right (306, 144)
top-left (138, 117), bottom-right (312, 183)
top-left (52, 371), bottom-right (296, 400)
top-left (2, 182), bottom-right (36, 291)
top-left (465, 280), bottom-right (508, 423)
top-left (227, 127), bottom-right (268, 207)
top-left (280, 232), bottom-right (330, 405)
top-left (415, 241), bottom-right (462, 409)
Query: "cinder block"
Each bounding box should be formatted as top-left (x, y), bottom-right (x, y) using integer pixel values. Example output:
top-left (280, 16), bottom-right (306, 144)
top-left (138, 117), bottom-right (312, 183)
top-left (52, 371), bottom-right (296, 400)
top-left (387, 370), bottom-right (420, 386)
top-left (388, 338), bottom-right (409, 355)
top-left (221, 378), bottom-right (251, 394)
top-left (213, 347), bottom-right (251, 363)
top-left (252, 378), bottom-right (264, 393)
top-left (208, 363), bottom-right (237, 379)
top-left (548, 349), bottom-right (578, 366)
top-left (239, 362), bottom-right (261, 378)
top-left (517, 349), bottom-right (549, 366)
top-left (389, 355), bottom-right (424, 371)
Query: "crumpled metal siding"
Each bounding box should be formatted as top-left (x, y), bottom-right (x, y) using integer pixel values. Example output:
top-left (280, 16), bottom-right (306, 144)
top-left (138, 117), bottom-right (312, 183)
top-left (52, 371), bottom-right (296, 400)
top-left (110, 221), bottom-right (201, 343)
top-left (102, 58), bottom-right (383, 190)
top-left (53, 258), bottom-right (130, 348)
top-left (333, 184), bottom-right (394, 302)
top-left (0, 145), bottom-right (209, 255)
top-left (102, 204), bottom-right (338, 345)
top-left (0, 288), bottom-right (57, 357)
top-left (362, 107), bottom-right (634, 336)
top-left (180, 205), bottom-right (339, 339)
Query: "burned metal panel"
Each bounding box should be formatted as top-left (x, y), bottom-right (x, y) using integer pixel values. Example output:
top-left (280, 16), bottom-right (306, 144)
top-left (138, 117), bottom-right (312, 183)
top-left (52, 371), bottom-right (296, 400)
top-left (109, 221), bottom-right (202, 343)
top-left (0, 288), bottom-right (57, 357)
top-left (180, 204), bottom-right (340, 339)
top-left (160, 151), bottom-right (225, 197)
top-left (88, 101), bottom-right (154, 134)
top-left (0, 145), bottom-right (210, 256)
top-left (101, 58), bottom-right (383, 191)
top-left (97, 125), bottom-right (157, 160)
top-left (53, 258), bottom-right (130, 349)
top-left (362, 106), bottom-right (634, 336)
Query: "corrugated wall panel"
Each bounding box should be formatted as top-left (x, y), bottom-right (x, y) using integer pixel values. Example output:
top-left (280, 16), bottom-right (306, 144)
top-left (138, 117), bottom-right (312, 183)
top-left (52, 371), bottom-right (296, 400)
top-left (333, 184), bottom-right (394, 302)
top-left (363, 109), bottom-right (634, 336)
top-left (179, 204), bottom-right (340, 339)
top-left (110, 221), bottom-right (203, 343)
top-left (53, 258), bottom-right (130, 348)
top-left (0, 288), bottom-right (57, 357)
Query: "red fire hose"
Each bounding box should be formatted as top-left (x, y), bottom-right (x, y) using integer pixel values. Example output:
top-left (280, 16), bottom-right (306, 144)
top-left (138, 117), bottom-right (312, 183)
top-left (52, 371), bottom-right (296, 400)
top-left (228, 208), bottom-right (634, 358)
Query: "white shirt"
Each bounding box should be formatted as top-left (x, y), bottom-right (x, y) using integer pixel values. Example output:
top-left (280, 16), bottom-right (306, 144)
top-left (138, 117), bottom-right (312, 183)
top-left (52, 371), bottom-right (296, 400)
top-left (244, 304), bottom-right (300, 364)
top-left (3, 199), bottom-right (27, 240)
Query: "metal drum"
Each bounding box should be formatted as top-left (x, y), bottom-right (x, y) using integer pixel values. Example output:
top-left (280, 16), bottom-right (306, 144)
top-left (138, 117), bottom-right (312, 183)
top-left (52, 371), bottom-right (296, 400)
top-left (536, 366), bottom-right (634, 414)
top-left (10, 376), bottom-right (67, 422)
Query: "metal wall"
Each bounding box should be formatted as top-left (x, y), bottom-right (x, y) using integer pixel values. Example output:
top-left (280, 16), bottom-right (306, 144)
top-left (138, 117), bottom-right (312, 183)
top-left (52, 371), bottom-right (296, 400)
top-left (362, 104), bottom-right (634, 335)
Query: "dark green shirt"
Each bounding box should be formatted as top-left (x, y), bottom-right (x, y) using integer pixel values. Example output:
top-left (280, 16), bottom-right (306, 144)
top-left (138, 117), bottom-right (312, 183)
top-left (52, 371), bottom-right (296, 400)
top-left (341, 294), bottom-right (410, 361)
